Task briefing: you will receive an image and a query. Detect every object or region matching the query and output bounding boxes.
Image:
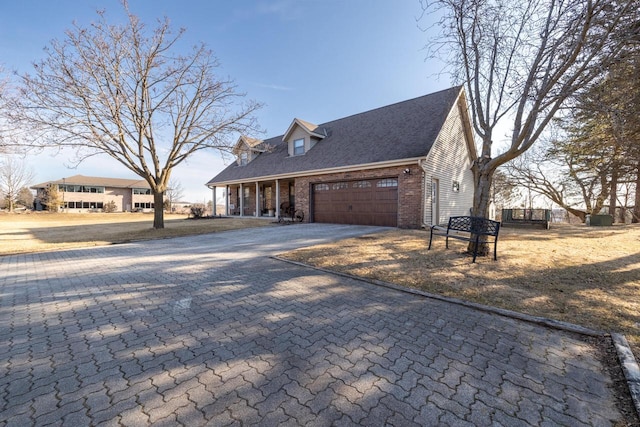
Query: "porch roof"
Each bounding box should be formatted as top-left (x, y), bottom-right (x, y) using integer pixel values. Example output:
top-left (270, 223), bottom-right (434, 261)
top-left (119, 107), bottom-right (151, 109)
top-left (207, 86), bottom-right (463, 186)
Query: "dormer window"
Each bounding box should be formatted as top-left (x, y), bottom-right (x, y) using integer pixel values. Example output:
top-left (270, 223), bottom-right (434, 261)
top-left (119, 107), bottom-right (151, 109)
top-left (283, 118), bottom-right (326, 157)
top-left (233, 135), bottom-right (264, 166)
top-left (293, 138), bottom-right (305, 156)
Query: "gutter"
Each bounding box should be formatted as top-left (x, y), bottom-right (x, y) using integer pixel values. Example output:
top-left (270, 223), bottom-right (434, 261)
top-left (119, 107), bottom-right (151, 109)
top-left (206, 157), bottom-right (425, 187)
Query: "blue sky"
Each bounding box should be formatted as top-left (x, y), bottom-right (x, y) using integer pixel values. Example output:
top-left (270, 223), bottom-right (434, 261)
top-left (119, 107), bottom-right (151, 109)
top-left (1, 0), bottom-right (450, 202)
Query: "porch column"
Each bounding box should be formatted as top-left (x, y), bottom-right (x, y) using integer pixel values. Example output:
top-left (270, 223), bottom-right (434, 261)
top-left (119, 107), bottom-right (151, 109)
top-left (239, 183), bottom-right (244, 216)
top-left (225, 185), bottom-right (229, 216)
top-left (255, 182), bottom-right (260, 217)
top-left (212, 186), bottom-right (217, 216)
top-left (275, 179), bottom-right (280, 218)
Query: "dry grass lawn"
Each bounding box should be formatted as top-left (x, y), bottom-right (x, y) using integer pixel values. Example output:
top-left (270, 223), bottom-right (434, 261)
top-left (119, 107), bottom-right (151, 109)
top-left (0, 211), bottom-right (272, 255)
top-left (280, 223), bottom-right (640, 359)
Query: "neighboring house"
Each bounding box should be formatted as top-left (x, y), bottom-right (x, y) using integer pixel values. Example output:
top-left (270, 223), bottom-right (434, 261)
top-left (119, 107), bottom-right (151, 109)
top-left (31, 175), bottom-right (157, 212)
top-left (171, 201), bottom-right (194, 214)
top-left (206, 86), bottom-right (477, 228)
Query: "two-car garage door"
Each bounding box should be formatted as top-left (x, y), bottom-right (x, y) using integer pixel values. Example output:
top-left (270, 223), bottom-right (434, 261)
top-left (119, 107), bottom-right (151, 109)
top-left (312, 178), bottom-right (398, 227)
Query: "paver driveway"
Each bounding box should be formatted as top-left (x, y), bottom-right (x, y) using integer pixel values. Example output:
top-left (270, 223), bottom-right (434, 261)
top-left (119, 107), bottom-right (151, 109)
top-left (0, 224), bottom-right (632, 426)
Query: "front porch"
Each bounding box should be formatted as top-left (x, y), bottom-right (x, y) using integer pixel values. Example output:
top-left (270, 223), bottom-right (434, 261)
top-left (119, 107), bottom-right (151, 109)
top-left (210, 179), bottom-right (297, 220)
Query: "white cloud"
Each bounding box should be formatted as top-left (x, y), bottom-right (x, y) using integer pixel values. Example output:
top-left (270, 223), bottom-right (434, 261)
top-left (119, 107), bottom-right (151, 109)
top-left (253, 82), bottom-right (294, 91)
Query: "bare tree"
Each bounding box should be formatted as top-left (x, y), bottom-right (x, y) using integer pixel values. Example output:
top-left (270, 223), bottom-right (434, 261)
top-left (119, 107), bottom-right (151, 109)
top-left (505, 145), bottom-right (609, 222)
top-left (8, 3), bottom-right (261, 228)
top-left (421, 0), bottom-right (638, 251)
top-left (0, 67), bottom-right (10, 154)
top-left (490, 169), bottom-right (521, 211)
top-left (17, 187), bottom-right (34, 209)
top-left (165, 178), bottom-right (185, 212)
top-left (0, 155), bottom-right (35, 212)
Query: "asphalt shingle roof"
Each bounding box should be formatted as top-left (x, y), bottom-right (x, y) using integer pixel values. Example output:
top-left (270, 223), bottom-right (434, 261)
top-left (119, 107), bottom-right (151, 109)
top-left (207, 86), bottom-right (462, 185)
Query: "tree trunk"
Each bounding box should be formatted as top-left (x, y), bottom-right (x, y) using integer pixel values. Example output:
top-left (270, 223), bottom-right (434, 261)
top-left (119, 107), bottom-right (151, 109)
top-left (472, 170), bottom-right (494, 218)
top-left (568, 208), bottom-right (587, 223)
top-left (619, 206), bottom-right (627, 224)
top-left (633, 163), bottom-right (640, 223)
top-left (609, 169), bottom-right (618, 223)
top-left (153, 191), bottom-right (165, 229)
top-left (468, 165), bottom-right (495, 257)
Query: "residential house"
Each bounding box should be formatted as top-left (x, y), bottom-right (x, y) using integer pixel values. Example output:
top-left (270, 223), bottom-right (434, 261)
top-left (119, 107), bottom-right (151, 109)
top-left (31, 175), bottom-right (157, 212)
top-left (206, 86), bottom-right (477, 228)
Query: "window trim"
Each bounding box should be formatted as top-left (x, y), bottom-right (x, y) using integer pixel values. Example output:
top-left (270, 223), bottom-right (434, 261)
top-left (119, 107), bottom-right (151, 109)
top-left (293, 138), bottom-right (305, 156)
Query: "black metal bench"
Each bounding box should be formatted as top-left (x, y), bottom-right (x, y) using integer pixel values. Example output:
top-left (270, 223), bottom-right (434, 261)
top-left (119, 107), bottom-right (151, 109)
top-left (428, 216), bottom-right (501, 262)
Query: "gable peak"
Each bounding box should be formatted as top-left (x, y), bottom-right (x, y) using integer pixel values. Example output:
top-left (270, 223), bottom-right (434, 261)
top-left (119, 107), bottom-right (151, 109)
top-left (283, 118), bottom-right (326, 142)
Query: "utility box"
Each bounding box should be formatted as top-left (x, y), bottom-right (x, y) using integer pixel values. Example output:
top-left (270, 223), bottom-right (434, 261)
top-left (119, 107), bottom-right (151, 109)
top-left (589, 214), bottom-right (613, 226)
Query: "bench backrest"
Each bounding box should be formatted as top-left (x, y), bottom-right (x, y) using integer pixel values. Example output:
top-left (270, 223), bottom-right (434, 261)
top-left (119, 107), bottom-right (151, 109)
top-left (448, 216), bottom-right (500, 236)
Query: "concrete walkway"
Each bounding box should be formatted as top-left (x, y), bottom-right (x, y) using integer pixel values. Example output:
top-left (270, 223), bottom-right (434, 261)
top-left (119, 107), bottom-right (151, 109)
top-left (0, 224), bottom-right (634, 426)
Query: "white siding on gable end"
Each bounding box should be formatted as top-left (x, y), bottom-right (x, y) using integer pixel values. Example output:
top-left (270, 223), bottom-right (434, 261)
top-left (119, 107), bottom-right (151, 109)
top-left (421, 100), bottom-right (475, 226)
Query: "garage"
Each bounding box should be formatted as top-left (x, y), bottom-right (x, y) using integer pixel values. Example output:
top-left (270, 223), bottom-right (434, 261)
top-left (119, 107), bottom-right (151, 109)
top-left (312, 178), bottom-right (398, 226)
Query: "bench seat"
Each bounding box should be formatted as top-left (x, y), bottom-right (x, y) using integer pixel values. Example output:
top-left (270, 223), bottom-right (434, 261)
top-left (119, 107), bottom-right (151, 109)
top-left (428, 216), bottom-right (500, 262)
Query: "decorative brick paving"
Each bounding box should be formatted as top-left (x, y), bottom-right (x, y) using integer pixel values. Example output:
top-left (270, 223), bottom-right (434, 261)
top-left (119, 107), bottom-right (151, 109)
top-left (0, 224), bottom-right (630, 426)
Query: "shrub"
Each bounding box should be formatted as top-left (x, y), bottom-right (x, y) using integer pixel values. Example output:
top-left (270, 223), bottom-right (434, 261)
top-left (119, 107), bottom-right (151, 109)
top-left (190, 204), bottom-right (206, 218)
top-left (103, 200), bottom-right (117, 213)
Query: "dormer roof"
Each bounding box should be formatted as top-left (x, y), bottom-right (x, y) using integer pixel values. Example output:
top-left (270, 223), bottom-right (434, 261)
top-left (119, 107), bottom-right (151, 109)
top-left (282, 118), bottom-right (327, 142)
top-left (232, 135), bottom-right (265, 155)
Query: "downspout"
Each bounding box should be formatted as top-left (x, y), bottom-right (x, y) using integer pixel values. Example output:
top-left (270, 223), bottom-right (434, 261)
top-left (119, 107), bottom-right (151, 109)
top-left (419, 159), bottom-right (430, 228)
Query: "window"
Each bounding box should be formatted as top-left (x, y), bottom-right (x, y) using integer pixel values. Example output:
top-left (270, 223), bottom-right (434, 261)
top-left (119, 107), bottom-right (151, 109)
top-left (293, 138), bottom-right (305, 155)
top-left (134, 202), bottom-right (154, 209)
top-left (332, 182), bottom-right (348, 190)
top-left (315, 184), bottom-right (329, 191)
top-left (289, 182), bottom-right (295, 207)
top-left (240, 152), bottom-right (248, 166)
top-left (353, 181), bottom-right (371, 188)
top-left (58, 185), bottom-right (104, 193)
top-left (243, 187), bottom-right (250, 211)
top-left (133, 188), bottom-right (152, 195)
top-left (377, 178), bottom-right (398, 188)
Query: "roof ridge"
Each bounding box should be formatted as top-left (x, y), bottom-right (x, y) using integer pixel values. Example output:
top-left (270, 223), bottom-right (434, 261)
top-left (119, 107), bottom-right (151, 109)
top-left (315, 86), bottom-right (462, 128)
